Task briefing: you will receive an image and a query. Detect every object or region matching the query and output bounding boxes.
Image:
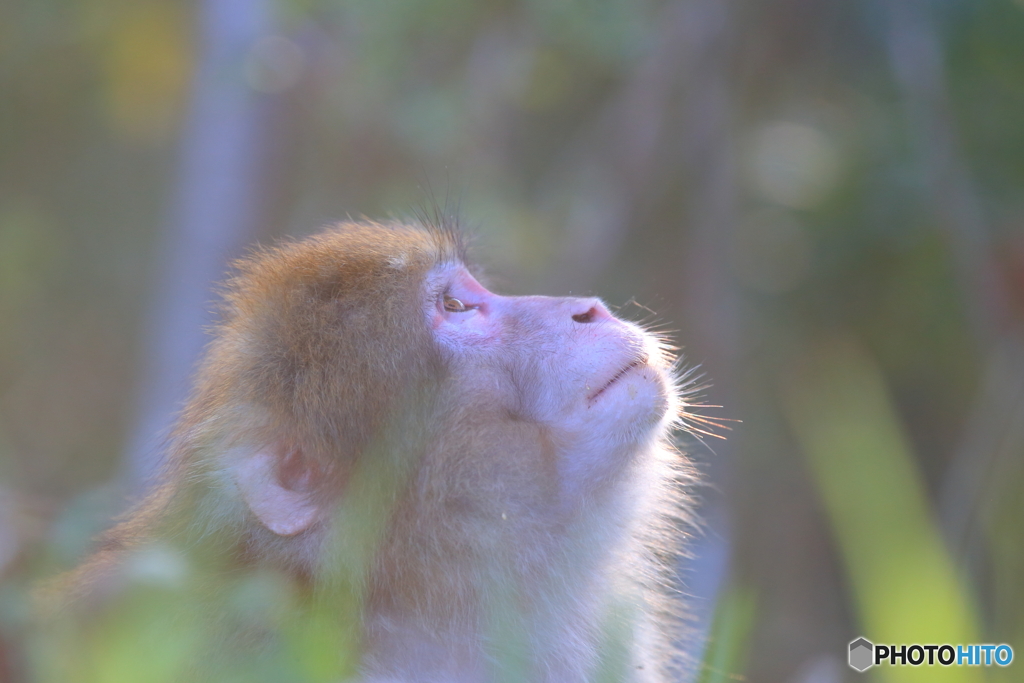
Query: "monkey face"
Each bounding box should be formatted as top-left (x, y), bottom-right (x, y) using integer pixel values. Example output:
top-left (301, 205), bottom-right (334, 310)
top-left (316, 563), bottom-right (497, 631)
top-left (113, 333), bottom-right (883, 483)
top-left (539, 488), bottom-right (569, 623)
top-left (427, 263), bottom-right (676, 449)
top-left (199, 223), bottom-right (681, 539)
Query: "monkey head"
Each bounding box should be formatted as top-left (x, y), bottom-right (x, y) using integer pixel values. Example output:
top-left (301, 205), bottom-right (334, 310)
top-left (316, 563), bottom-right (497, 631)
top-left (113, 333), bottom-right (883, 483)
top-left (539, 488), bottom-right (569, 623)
top-left (190, 220), bottom-right (679, 548)
top-left (425, 259), bottom-right (677, 503)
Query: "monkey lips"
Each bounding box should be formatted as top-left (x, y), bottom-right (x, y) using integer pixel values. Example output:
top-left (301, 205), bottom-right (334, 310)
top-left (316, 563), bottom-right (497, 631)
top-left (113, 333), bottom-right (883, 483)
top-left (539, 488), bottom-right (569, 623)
top-left (587, 355), bottom-right (652, 404)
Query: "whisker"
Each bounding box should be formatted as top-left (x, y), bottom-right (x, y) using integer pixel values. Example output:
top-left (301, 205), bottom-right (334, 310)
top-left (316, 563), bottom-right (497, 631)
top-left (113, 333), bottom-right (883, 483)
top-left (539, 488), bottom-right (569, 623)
top-left (679, 425), bottom-right (728, 440)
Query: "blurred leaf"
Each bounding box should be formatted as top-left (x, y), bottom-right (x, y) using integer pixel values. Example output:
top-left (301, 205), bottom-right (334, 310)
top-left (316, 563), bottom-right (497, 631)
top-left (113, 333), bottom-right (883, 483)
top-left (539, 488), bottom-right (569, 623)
top-left (101, 1), bottom-right (192, 144)
top-left (696, 584), bottom-right (757, 683)
top-left (783, 338), bottom-right (982, 682)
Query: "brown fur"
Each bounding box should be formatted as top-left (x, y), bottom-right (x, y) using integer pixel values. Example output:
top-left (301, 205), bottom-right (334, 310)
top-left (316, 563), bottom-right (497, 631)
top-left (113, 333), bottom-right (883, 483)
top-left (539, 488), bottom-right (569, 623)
top-left (49, 221), bottom-right (461, 596)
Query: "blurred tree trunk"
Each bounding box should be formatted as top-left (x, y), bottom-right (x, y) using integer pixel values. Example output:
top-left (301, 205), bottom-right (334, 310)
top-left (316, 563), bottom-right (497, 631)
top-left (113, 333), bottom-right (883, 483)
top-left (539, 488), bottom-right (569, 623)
top-left (125, 0), bottom-right (276, 488)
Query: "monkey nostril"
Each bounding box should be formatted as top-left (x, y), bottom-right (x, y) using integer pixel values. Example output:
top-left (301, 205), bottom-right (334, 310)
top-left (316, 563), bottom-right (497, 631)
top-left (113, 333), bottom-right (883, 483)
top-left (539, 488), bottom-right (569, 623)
top-left (572, 307), bottom-right (598, 324)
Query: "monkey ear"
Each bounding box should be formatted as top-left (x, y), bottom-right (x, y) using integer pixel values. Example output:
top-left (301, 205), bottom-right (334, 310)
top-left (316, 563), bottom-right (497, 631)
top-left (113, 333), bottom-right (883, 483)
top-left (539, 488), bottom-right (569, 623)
top-left (234, 446), bottom-right (324, 536)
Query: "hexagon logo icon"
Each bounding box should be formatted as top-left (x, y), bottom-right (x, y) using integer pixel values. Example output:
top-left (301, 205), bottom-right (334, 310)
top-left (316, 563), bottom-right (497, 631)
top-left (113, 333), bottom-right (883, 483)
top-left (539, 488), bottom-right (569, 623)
top-left (849, 637), bottom-right (874, 672)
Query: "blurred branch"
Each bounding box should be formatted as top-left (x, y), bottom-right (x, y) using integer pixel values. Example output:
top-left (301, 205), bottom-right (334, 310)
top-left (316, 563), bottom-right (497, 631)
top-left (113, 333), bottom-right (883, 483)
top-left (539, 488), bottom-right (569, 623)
top-left (674, 0), bottom-right (741, 369)
top-left (884, 0), bottom-right (1024, 573)
top-left (125, 0), bottom-right (277, 488)
top-left (540, 0), bottom-right (734, 295)
top-left (885, 0), bottom-right (1009, 346)
top-left (938, 336), bottom-right (1024, 568)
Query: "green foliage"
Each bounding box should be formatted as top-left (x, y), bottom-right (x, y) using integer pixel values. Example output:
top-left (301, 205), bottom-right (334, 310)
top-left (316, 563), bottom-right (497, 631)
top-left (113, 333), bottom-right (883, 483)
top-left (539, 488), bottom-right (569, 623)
top-left (696, 586), bottom-right (756, 683)
top-left (784, 340), bottom-right (981, 682)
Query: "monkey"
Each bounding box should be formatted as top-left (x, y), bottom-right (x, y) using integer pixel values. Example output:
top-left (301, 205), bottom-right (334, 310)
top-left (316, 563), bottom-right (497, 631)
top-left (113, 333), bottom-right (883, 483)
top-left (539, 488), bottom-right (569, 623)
top-left (38, 219), bottom-right (698, 683)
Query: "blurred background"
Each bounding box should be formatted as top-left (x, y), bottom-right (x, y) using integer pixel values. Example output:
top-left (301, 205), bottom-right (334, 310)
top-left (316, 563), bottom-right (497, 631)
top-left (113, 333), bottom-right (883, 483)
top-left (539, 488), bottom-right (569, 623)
top-left (1, 0), bottom-right (1023, 680)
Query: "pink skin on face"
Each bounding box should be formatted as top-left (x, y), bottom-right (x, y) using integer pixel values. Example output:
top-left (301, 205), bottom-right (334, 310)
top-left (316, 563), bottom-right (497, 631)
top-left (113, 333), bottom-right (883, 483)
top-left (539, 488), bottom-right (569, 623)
top-left (429, 269), bottom-right (502, 336)
top-left (427, 263), bottom-right (675, 504)
top-left (428, 267), bottom-right (617, 340)
top-left (429, 265), bottom-right (670, 420)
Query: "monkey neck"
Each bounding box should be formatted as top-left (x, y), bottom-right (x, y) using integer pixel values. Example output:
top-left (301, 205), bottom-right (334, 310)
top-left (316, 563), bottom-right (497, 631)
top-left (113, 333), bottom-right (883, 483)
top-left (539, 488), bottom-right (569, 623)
top-left (115, 411), bottom-right (663, 680)
top-left (351, 423), bottom-right (652, 673)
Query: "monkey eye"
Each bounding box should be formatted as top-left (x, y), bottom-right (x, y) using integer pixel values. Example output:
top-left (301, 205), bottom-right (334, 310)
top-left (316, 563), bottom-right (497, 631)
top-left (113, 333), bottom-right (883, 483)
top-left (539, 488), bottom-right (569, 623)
top-left (443, 295), bottom-right (468, 313)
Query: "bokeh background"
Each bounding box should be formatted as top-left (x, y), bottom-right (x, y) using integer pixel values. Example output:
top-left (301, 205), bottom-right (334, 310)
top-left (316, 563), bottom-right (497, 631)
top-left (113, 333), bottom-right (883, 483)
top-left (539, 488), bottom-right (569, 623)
top-left (2, 0), bottom-right (1023, 680)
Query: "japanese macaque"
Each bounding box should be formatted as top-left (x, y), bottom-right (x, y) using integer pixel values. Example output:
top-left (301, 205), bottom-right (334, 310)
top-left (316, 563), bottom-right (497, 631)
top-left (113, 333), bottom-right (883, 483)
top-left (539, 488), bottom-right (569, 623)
top-left (42, 220), bottom-right (699, 682)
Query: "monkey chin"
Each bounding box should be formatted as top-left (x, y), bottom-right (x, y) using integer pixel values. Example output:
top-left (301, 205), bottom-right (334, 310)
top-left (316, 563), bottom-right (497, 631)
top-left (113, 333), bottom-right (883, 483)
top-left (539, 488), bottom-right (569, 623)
top-left (573, 321), bottom-right (677, 444)
top-left (584, 362), bottom-right (673, 442)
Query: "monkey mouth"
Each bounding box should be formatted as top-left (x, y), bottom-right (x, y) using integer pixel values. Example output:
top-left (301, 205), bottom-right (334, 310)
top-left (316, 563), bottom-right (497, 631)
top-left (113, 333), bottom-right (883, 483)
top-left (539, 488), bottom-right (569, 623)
top-left (588, 355), bottom-right (650, 403)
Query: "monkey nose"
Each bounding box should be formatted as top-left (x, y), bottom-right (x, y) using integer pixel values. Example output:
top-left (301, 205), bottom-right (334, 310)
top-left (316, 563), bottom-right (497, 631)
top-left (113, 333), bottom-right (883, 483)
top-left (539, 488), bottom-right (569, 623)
top-left (570, 299), bottom-right (613, 324)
